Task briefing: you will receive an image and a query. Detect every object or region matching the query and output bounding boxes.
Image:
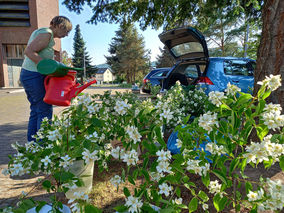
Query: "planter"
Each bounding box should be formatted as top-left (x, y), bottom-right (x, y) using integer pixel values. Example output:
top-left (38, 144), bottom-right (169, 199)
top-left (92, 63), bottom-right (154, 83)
top-left (27, 204), bottom-right (71, 213)
top-left (65, 160), bottom-right (94, 199)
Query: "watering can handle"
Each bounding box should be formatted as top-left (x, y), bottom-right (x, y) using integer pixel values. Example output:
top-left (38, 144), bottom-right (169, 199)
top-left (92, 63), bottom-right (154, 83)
top-left (44, 76), bottom-right (51, 90)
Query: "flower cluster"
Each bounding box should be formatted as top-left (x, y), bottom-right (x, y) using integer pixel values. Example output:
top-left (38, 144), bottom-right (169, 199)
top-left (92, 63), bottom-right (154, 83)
top-left (125, 195), bottom-right (143, 213)
top-left (205, 142), bottom-right (226, 156)
top-left (186, 159), bottom-right (210, 176)
top-left (198, 111), bottom-right (219, 133)
top-left (125, 125), bottom-right (142, 144)
top-left (224, 82), bottom-right (241, 96)
top-left (261, 103), bottom-right (284, 130)
top-left (156, 149), bottom-right (172, 174)
top-left (209, 91), bottom-right (226, 107)
top-left (257, 74), bottom-right (281, 91)
top-left (243, 135), bottom-right (284, 164)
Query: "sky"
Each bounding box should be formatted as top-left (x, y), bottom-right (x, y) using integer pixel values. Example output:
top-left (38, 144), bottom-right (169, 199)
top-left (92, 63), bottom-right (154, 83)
top-left (59, 1), bottom-right (164, 65)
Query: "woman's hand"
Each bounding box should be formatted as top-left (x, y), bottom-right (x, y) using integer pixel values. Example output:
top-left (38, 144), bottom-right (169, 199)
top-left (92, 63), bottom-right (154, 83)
top-left (24, 33), bottom-right (52, 64)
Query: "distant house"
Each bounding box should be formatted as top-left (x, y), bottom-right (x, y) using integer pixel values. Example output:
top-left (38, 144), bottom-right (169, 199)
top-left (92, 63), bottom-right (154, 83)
top-left (95, 68), bottom-right (115, 84)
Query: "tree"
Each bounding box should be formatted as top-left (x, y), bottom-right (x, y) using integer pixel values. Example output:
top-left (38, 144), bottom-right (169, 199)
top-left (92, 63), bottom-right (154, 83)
top-left (61, 50), bottom-right (73, 66)
top-left (106, 23), bottom-right (150, 83)
top-left (72, 24), bottom-right (96, 82)
top-left (155, 46), bottom-right (175, 68)
top-left (63, 0), bottom-right (283, 108)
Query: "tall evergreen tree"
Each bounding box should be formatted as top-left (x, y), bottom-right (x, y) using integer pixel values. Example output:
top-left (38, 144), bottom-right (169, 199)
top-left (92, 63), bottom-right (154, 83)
top-left (72, 24), bottom-right (96, 82)
top-left (155, 46), bottom-right (175, 68)
top-left (106, 23), bottom-right (150, 83)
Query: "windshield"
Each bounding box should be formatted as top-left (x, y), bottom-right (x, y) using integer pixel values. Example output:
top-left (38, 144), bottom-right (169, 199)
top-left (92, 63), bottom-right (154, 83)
top-left (171, 42), bottom-right (203, 57)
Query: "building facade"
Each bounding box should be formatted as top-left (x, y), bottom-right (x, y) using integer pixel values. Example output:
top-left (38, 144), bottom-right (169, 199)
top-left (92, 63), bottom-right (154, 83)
top-left (95, 68), bottom-right (115, 84)
top-left (0, 0), bottom-right (60, 88)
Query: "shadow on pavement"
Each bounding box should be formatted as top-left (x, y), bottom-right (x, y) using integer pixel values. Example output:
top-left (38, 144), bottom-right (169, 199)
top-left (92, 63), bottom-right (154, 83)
top-left (0, 122), bottom-right (28, 165)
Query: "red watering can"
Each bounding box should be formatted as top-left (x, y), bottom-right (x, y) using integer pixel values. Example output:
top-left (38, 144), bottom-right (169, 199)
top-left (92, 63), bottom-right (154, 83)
top-left (44, 71), bottom-right (97, 106)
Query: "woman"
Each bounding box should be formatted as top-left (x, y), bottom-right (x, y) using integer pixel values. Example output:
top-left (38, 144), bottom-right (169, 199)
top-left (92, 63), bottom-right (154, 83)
top-left (20, 16), bottom-right (72, 142)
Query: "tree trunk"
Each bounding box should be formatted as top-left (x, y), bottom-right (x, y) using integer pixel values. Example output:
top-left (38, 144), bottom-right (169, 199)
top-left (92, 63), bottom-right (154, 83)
top-left (254, 0), bottom-right (284, 108)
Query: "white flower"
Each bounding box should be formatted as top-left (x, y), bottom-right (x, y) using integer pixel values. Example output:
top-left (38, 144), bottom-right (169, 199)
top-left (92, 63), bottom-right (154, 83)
top-left (173, 197), bottom-right (183, 205)
top-left (121, 150), bottom-right (139, 166)
top-left (209, 91), bottom-right (226, 107)
top-left (247, 190), bottom-right (259, 201)
top-left (209, 180), bottom-right (222, 195)
top-left (114, 100), bottom-right (130, 115)
top-left (202, 203), bottom-right (209, 210)
top-left (82, 149), bottom-right (99, 164)
top-left (125, 196), bottom-right (143, 213)
top-left (156, 161), bottom-right (172, 174)
top-left (156, 150), bottom-right (172, 162)
top-left (126, 126), bottom-right (142, 144)
top-left (150, 172), bottom-right (165, 182)
top-left (110, 175), bottom-right (123, 187)
top-left (160, 108), bottom-right (174, 122)
top-left (1, 168), bottom-right (9, 176)
top-left (41, 156), bottom-right (51, 167)
top-left (59, 155), bottom-right (73, 169)
top-left (111, 146), bottom-right (121, 159)
top-left (158, 183), bottom-right (172, 196)
top-left (176, 139), bottom-right (183, 148)
top-left (47, 129), bottom-right (62, 141)
top-left (257, 74), bottom-right (281, 91)
top-left (199, 111), bottom-right (219, 133)
top-left (225, 82), bottom-right (241, 95)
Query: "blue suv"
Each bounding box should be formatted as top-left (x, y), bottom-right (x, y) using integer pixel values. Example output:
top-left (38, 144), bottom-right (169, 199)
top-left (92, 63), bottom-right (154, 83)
top-left (158, 27), bottom-right (255, 93)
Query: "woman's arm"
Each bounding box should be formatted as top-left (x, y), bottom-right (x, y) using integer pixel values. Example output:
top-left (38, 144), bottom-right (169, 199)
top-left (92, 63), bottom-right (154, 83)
top-left (24, 33), bottom-right (52, 64)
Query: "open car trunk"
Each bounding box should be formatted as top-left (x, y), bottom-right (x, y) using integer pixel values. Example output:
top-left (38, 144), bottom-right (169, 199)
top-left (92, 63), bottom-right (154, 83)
top-left (159, 27), bottom-right (210, 90)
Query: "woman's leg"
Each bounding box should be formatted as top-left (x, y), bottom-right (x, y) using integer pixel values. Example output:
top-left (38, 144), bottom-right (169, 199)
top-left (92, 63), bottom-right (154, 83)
top-left (20, 69), bottom-right (52, 141)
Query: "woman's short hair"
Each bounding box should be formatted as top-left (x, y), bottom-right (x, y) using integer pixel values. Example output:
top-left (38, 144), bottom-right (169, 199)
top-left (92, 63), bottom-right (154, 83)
top-left (50, 16), bottom-right (72, 32)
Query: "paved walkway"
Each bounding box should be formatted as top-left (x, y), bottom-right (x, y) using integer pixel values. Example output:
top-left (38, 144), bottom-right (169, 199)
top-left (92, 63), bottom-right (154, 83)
top-left (0, 87), bottom-right (130, 209)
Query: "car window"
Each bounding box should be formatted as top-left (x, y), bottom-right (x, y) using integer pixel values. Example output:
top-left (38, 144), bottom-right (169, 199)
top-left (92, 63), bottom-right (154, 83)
top-left (171, 42), bottom-right (203, 57)
top-left (184, 65), bottom-right (199, 78)
top-left (151, 70), bottom-right (169, 77)
top-left (224, 60), bottom-right (254, 76)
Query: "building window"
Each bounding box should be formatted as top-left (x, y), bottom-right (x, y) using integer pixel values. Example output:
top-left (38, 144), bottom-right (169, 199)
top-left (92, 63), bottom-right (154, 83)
top-left (4, 44), bottom-right (26, 59)
top-left (0, 1), bottom-right (30, 27)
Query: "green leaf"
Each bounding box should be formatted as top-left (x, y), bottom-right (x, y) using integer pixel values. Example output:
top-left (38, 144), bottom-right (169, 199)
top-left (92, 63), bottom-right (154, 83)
top-left (256, 126), bottom-right (269, 141)
top-left (42, 180), bottom-right (52, 190)
top-left (141, 169), bottom-right (150, 182)
top-left (188, 197), bottom-right (198, 212)
top-left (280, 156), bottom-right (284, 171)
top-left (198, 190), bottom-right (209, 202)
top-left (160, 208), bottom-right (176, 213)
top-left (229, 158), bottom-right (240, 176)
top-left (85, 205), bottom-right (102, 213)
top-left (245, 182), bottom-right (253, 194)
top-left (113, 205), bottom-right (129, 212)
top-left (54, 171), bottom-right (74, 182)
top-left (201, 174), bottom-right (210, 187)
top-left (154, 126), bottom-right (167, 148)
top-left (123, 187), bottom-right (131, 197)
top-left (262, 90), bottom-right (271, 100)
top-left (176, 187), bottom-right (181, 197)
top-left (91, 117), bottom-right (103, 127)
top-left (128, 175), bottom-right (135, 185)
top-left (212, 170), bottom-right (228, 185)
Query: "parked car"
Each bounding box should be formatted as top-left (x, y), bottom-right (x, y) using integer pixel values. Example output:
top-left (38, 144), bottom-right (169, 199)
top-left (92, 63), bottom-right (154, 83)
top-left (158, 27), bottom-right (255, 94)
top-left (142, 67), bottom-right (170, 93)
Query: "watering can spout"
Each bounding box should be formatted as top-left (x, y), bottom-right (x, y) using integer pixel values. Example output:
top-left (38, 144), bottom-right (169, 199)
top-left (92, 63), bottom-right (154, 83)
top-left (69, 79), bottom-right (97, 99)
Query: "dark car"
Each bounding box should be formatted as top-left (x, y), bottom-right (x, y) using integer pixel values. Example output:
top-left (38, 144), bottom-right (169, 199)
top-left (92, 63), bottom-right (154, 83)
top-left (142, 67), bottom-right (170, 93)
top-left (158, 27), bottom-right (255, 94)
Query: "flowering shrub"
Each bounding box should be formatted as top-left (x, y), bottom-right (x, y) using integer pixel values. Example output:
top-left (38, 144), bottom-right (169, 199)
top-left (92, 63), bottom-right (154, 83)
top-left (1, 75), bottom-right (284, 212)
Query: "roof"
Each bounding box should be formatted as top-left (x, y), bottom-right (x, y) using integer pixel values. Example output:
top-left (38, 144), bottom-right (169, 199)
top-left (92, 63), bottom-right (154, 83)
top-left (96, 68), bottom-right (114, 74)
